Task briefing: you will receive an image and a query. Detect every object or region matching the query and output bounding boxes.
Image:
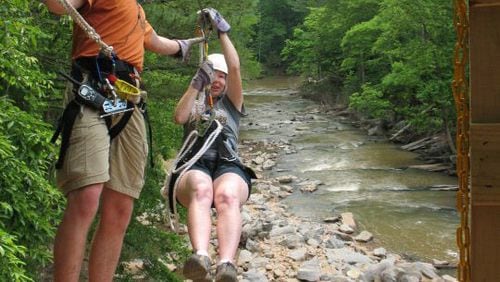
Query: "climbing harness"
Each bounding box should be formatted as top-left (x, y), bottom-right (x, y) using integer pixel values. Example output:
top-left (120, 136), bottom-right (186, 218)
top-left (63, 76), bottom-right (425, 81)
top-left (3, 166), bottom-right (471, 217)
top-left (452, 1), bottom-right (470, 281)
top-left (160, 9), bottom-right (223, 232)
top-left (56, 0), bottom-right (142, 103)
top-left (51, 0), bottom-right (147, 169)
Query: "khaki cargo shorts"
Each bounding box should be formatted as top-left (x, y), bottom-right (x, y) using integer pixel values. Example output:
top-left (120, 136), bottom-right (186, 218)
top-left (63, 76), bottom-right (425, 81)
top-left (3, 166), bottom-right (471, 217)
top-left (56, 103), bottom-right (148, 199)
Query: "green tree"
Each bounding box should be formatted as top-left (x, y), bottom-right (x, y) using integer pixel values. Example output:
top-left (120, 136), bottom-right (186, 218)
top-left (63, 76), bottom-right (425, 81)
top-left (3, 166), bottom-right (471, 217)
top-left (370, 0), bottom-right (455, 132)
top-left (284, 0), bottom-right (455, 137)
top-left (253, 0), bottom-right (308, 72)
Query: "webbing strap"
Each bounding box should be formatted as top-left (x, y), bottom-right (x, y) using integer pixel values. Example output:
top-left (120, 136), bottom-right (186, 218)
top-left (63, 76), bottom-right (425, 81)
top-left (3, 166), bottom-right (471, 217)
top-left (51, 100), bottom-right (81, 169)
top-left (108, 102), bottom-right (134, 139)
top-left (143, 107), bottom-right (154, 168)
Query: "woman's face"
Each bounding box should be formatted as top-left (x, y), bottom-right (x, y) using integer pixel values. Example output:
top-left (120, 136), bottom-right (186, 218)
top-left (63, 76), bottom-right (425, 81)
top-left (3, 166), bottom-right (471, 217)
top-left (210, 70), bottom-right (227, 97)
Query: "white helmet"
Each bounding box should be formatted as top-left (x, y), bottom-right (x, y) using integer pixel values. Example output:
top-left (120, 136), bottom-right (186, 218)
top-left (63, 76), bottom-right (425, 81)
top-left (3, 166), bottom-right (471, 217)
top-left (207, 53), bottom-right (228, 74)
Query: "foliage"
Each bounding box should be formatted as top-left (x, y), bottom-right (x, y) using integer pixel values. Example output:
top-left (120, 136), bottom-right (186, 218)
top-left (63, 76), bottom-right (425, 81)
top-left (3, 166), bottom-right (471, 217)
top-left (285, 0), bottom-right (456, 135)
top-left (143, 0), bottom-right (262, 80)
top-left (349, 84), bottom-right (391, 119)
top-left (0, 1), bottom-right (68, 115)
top-left (142, 70), bottom-right (188, 159)
top-left (0, 1), bottom-right (67, 280)
top-left (0, 229), bottom-right (29, 282)
top-left (0, 98), bottom-right (64, 281)
top-left (252, 0), bottom-right (308, 71)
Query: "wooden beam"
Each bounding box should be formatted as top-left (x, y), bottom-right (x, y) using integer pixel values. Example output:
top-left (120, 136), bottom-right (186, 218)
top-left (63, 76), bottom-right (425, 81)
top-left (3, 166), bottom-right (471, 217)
top-left (469, 5), bottom-right (500, 123)
top-left (470, 123), bottom-right (500, 202)
top-left (469, 2), bottom-right (500, 280)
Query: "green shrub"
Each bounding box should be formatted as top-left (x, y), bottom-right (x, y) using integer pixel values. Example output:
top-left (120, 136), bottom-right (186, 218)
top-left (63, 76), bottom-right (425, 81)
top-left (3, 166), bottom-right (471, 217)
top-left (0, 98), bottom-right (64, 280)
top-left (349, 84), bottom-right (392, 119)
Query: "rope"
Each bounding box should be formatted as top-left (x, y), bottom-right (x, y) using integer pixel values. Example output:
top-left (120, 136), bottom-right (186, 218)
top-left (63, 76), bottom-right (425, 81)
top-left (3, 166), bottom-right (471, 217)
top-left (56, 0), bottom-right (114, 57)
top-left (161, 120), bottom-right (223, 232)
top-left (196, 9), bottom-right (215, 111)
top-left (452, 1), bottom-right (470, 281)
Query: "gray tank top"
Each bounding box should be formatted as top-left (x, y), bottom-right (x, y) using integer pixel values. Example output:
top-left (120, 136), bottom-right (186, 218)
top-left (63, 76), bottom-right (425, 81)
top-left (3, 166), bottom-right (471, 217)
top-left (184, 94), bottom-right (245, 160)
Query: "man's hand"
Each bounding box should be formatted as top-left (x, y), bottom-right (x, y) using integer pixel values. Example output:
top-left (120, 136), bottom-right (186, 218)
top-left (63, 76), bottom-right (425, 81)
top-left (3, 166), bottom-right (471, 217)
top-left (190, 61), bottom-right (214, 91)
top-left (201, 8), bottom-right (231, 34)
top-left (176, 37), bottom-right (204, 63)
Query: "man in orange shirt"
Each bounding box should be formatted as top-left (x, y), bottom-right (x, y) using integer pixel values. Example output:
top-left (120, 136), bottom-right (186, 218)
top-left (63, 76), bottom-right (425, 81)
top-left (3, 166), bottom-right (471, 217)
top-left (43, 0), bottom-right (200, 281)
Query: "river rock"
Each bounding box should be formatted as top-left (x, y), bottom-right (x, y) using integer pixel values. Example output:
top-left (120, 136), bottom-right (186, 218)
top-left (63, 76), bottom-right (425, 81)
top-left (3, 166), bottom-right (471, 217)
top-left (297, 259), bottom-right (321, 281)
top-left (288, 248), bottom-right (307, 261)
top-left (340, 212), bottom-right (356, 229)
top-left (373, 247), bottom-right (387, 258)
top-left (326, 247), bottom-right (373, 264)
top-left (354, 231), bottom-right (373, 243)
top-left (339, 224), bottom-right (354, 234)
top-left (262, 159), bottom-right (276, 170)
top-left (325, 236), bottom-right (346, 249)
top-left (276, 175), bottom-right (295, 183)
top-left (242, 270), bottom-right (268, 282)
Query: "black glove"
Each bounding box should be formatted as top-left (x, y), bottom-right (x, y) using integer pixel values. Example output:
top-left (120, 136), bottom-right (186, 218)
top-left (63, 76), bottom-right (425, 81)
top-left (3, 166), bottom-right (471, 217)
top-left (175, 37), bottom-right (204, 63)
top-left (190, 61), bottom-right (214, 91)
top-left (201, 7), bottom-right (231, 33)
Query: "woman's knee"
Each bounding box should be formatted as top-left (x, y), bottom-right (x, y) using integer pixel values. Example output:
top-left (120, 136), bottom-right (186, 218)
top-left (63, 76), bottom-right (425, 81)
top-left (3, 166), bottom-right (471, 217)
top-left (214, 187), bottom-right (240, 210)
top-left (190, 181), bottom-right (214, 203)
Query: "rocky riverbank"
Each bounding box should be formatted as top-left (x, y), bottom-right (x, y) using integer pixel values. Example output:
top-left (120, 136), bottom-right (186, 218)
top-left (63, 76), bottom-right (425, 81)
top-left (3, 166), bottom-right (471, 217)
top-left (221, 139), bottom-right (458, 281)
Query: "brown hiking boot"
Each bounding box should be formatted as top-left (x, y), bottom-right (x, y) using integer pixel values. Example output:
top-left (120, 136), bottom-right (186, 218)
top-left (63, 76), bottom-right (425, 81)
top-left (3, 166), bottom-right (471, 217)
top-left (215, 262), bottom-right (238, 282)
top-left (183, 254), bottom-right (212, 281)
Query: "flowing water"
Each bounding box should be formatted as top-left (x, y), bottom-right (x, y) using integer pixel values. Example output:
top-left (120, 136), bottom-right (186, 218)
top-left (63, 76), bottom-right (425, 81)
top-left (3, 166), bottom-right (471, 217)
top-left (240, 77), bottom-right (459, 264)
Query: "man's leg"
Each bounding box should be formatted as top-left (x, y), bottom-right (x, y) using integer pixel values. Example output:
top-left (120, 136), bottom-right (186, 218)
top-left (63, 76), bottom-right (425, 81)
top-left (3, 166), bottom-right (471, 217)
top-left (213, 173), bottom-right (249, 262)
top-left (54, 183), bottom-right (103, 282)
top-left (88, 188), bottom-right (134, 282)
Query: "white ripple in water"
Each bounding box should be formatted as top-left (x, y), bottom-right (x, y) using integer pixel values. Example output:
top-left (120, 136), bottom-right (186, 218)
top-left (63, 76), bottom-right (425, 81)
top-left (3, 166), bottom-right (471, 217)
top-left (301, 163), bottom-right (333, 172)
top-left (326, 183), bottom-right (360, 192)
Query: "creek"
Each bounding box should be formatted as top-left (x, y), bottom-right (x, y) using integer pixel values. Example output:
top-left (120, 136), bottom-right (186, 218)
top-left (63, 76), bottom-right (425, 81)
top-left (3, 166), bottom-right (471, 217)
top-left (240, 77), bottom-right (459, 264)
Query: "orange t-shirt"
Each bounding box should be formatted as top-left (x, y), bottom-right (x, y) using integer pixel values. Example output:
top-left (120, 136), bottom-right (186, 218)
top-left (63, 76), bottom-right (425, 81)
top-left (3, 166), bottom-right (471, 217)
top-left (71, 0), bottom-right (154, 71)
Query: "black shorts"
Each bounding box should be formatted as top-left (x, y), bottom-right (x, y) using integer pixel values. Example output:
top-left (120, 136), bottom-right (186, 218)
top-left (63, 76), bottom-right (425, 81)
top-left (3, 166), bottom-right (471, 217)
top-left (189, 157), bottom-right (253, 193)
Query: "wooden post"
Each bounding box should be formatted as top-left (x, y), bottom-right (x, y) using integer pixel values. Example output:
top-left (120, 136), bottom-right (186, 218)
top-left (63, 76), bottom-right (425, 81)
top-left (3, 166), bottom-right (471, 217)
top-left (469, 1), bottom-right (500, 281)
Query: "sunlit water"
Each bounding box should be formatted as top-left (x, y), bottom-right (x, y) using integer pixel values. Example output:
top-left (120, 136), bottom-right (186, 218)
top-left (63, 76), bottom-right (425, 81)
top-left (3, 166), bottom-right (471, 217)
top-left (240, 77), bottom-right (459, 264)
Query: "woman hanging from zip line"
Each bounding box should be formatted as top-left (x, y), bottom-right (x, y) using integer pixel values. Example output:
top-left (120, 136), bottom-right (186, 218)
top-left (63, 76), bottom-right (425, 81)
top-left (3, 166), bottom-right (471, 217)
top-left (173, 7), bottom-right (256, 282)
top-left (42, 0), bottom-right (202, 281)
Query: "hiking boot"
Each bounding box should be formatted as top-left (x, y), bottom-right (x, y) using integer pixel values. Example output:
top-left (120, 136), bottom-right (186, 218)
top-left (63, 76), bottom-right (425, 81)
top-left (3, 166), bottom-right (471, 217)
top-left (215, 262), bottom-right (238, 282)
top-left (183, 254), bottom-right (212, 281)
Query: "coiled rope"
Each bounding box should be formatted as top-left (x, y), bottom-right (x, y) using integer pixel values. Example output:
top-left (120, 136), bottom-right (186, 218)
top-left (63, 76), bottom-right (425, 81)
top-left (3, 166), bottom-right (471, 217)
top-left (161, 120), bottom-right (223, 232)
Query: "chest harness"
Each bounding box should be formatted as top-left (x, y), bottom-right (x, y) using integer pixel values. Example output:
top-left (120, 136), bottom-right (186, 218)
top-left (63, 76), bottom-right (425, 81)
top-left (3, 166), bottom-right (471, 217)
top-left (51, 0), bottom-right (151, 169)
